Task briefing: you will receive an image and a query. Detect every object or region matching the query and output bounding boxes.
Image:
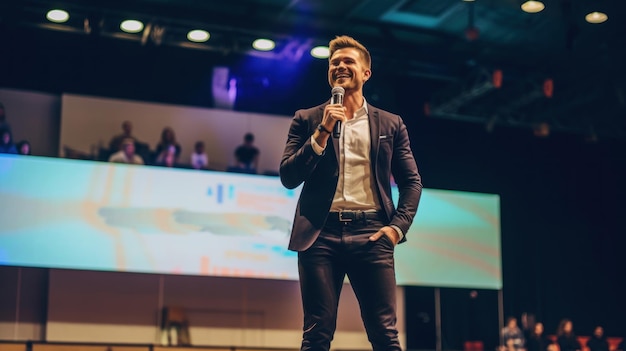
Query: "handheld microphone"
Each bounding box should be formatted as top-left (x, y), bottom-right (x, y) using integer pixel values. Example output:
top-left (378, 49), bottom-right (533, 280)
top-left (331, 86), bottom-right (345, 138)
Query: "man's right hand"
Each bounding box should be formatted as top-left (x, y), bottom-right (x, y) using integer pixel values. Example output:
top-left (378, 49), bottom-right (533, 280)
top-left (322, 104), bottom-right (346, 132)
top-left (314, 104), bottom-right (346, 147)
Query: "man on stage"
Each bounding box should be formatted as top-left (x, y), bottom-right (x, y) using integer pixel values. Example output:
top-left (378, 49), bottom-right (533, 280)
top-left (279, 35), bottom-right (423, 351)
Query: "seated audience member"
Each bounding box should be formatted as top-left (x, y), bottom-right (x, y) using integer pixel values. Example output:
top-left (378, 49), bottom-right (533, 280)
top-left (108, 138), bottom-right (144, 165)
top-left (233, 132), bottom-right (259, 173)
top-left (155, 127), bottom-right (181, 162)
top-left (109, 120), bottom-right (136, 153)
top-left (16, 140), bottom-right (31, 155)
top-left (190, 141), bottom-right (209, 170)
top-left (502, 317), bottom-right (526, 351)
top-left (155, 144), bottom-right (178, 168)
top-left (527, 322), bottom-right (555, 351)
top-left (557, 319), bottom-right (581, 351)
top-left (0, 128), bottom-right (17, 154)
top-left (587, 326), bottom-right (609, 351)
top-left (0, 102), bottom-right (12, 134)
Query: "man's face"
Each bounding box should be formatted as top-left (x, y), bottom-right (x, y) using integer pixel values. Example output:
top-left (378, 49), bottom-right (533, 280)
top-left (328, 47), bottom-right (371, 92)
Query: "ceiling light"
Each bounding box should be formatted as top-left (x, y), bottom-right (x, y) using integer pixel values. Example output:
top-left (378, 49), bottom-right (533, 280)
top-left (585, 12), bottom-right (608, 24)
top-left (187, 29), bottom-right (210, 42)
top-left (310, 46), bottom-right (330, 59)
top-left (252, 38), bottom-right (275, 51)
top-left (46, 9), bottom-right (69, 23)
top-left (120, 20), bottom-right (144, 33)
top-left (521, 1), bottom-right (545, 13)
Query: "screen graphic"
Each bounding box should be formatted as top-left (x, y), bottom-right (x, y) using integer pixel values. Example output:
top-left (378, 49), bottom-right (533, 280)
top-left (0, 155), bottom-right (501, 289)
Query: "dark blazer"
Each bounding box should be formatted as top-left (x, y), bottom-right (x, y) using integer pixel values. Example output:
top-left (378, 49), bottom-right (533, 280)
top-left (280, 101), bottom-right (422, 251)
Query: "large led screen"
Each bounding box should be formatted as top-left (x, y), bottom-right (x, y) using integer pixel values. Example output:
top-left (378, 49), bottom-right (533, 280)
top-left (0, 155), bottom-right (501, 289)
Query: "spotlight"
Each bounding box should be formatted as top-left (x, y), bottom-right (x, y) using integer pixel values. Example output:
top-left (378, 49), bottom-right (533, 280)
top-left (521, 1), bottom-right (545, 13)
top-left (585, 12), bottom-right (608, 24)
top-left (252, 38), bottom-right (275, 51)
top-left (46, 9), bottom-right (69, 23)
top-left (310, 46), bottom-right (330, 59)
top-left (120, 19), bottom-right (144, 33)
top-left (187, 29), bottom-right (210, 42)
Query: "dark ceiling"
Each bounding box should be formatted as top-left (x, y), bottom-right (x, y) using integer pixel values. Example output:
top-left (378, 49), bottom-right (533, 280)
top-left (1, 0), bottom-right (626, 140)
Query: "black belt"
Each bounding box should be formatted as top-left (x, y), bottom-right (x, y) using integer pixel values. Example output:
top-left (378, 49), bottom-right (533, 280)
top-left (327, 210), bottom-right (384, 223)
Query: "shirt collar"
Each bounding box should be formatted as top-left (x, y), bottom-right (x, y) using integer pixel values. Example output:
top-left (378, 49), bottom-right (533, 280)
top-left (354, 97), bottom-right (368, 120)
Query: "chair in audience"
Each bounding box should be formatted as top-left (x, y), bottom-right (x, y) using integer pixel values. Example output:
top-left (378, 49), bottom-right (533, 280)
top-left (607, 337), bottom-right (623, 351)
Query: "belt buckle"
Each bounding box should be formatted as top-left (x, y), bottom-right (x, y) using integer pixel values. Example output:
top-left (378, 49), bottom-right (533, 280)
top-left (338, 210), bottom-right (352, 222)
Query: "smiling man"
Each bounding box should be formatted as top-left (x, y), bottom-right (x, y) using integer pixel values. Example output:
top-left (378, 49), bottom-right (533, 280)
top-left (280, 35), bottom-right (423, 351)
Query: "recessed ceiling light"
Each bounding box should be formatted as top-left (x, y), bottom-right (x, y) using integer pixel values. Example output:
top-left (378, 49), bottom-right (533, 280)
top-left (521, 1), bottom-right (545, 13)
top-left (252, 38), bottom-right (275, 51)
top-left (585, 12), bottom-right (608, 24)
top-left (46, 9), bottom-right (69, 23)
top-left (310, 46), bottom-right (330, 59)
top-left (120, 19), bottom-right (144, 33)
top-left (187, 29), bottom-right (210, 42)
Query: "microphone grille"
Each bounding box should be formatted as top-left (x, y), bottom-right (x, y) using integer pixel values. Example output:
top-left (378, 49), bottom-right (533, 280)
top-left (332, 86), bottom-right (345, 95)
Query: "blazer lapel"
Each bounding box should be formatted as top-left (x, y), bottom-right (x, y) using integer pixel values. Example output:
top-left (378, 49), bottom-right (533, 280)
top-left (369, 106), bottom-right (381, 167)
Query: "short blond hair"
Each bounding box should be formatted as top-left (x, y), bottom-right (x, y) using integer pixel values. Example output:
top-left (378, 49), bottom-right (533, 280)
top-left (329, 35), bottom-right (371, 69)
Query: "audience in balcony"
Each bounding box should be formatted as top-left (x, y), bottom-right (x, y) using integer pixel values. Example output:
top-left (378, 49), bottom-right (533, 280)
top-left (0, 100), bottom-right (268, 171)
top-left (108, 138), bottom-right (144, 165)
top-left (557, 319), bottom-right (582, 351)
top-left (587, 326), bottom-right (609, 351)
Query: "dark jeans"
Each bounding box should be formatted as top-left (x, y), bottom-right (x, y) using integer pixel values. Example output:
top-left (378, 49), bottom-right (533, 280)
top-left (297, 217), bottom-right (400, 351)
